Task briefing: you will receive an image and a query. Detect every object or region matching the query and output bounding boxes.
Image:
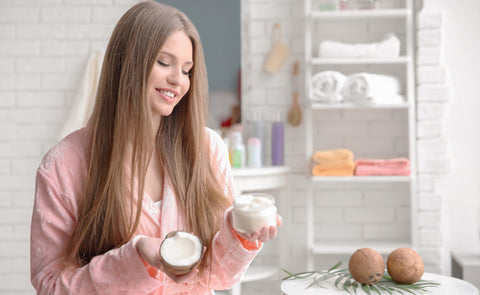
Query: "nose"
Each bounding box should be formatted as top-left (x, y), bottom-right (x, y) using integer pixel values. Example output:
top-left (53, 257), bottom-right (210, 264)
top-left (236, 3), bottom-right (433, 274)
top-left (167, 66), bottom-right (183, 85)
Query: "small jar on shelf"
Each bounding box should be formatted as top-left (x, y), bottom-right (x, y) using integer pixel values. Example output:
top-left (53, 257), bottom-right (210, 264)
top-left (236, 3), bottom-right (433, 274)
top-left (338, 0), bottom-right (350, 10)
top-left (336, 0), bottom-right (378, 10)
top-left (318, 0), bottom-right (338, 11)
top-left (354, 0), bottom-right (378, 9)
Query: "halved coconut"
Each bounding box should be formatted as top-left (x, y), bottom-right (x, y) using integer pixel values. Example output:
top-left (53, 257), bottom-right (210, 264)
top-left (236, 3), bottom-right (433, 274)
top-left (159, 230), bottom-right (204, 276)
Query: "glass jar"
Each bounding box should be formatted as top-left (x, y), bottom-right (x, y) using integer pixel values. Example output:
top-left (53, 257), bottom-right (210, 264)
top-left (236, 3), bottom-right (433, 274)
top-left (232, 193), bottom-right (277, 234)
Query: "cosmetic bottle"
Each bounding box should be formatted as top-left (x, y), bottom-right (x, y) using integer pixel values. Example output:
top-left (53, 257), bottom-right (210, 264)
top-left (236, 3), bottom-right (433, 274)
top-left (271, 121), bottom-right (284, 166)
top-left (247, 137), bottom-right (262, 168)
top-left (245, 114), bottom-right (266, 166)
top-left (229, 132), bottom-right (246, 168)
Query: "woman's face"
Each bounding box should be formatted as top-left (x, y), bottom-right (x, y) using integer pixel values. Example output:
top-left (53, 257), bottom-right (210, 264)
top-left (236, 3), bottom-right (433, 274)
top-left (147, 30), bottom-right (193, 125)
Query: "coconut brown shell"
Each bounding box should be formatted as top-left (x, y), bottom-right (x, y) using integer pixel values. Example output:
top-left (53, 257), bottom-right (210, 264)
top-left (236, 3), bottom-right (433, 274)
top-left (387, 248), bottom-right (424, 284)
top-left (348, 248), bottom-right (385, 285)
top-left (159, 230), bottom-right (204, 276)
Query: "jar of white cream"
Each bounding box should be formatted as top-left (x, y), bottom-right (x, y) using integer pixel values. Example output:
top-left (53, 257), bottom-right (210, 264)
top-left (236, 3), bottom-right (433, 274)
top-left (232, 193), bottom-right (277, 233)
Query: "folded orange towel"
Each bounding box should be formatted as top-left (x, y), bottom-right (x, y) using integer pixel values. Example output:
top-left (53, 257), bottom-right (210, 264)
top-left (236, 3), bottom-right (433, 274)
top-left (355, 158), bottom-right (411, 176)
top-left (312, 162), bottom-right (355, 176)
top-left (312, 149), bottom-right (354, 165)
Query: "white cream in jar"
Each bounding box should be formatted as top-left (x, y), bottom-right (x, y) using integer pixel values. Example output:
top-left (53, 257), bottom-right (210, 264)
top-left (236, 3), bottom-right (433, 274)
top-left (232, 193), bottom-right (277, 233)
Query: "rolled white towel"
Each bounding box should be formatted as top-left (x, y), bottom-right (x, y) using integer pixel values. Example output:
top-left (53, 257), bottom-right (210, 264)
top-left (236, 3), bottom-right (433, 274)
top-left (341, 73), bottom-right (403, 104)
top-left (310, 71), bottom-right (346, 103)
top-left (319, 33), bottom-right (401, 59)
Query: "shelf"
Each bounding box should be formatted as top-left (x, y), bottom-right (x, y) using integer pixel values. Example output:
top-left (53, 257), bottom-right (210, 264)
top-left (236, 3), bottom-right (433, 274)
top-left (240, 265), bottom-right (279, 283)
top-left (312, 241), bottom-right (412, 255)
top-left (232, 166), bottom-right (290, 194)
top-left (309, 9), bottom-right (410, 19)
top-left (310, 175), bottom-right (411, 183)
top-left (308, 102), bottom-right (411, 110)
top-left (232, 166), bottom-right (290, 177)
top-left (310, 56), bottom-right (411, 65)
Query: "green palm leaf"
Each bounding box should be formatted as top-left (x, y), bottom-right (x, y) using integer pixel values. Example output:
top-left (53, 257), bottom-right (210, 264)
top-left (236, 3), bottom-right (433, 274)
top-left (362, 284), bottom-right (372, 295)
top-left (282, 259), bottom-right (440, 295)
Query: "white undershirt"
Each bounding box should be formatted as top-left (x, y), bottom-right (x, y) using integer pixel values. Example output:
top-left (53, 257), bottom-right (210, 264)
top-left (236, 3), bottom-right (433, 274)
top-left (154, 200), bottom-right (161, 209)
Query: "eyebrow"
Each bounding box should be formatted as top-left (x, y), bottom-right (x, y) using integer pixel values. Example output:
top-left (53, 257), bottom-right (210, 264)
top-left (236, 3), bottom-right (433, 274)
top-left (158, 51), bottom-right (194, 66)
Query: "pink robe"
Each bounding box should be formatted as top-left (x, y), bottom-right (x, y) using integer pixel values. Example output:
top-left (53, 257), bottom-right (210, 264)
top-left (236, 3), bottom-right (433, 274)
top-left (30, 126), bottom-right (260, 294)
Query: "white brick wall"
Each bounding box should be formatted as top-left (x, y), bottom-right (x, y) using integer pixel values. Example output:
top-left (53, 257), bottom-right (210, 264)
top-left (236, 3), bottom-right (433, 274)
top-left (0, 0), bottom-right (138, 293)
top-left (415, 8), bottom-right (450, 274)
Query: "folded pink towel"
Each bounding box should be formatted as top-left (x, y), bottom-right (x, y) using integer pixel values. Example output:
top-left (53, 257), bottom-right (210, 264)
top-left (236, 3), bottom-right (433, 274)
top-left (355, 158), bottom-right (411, 176)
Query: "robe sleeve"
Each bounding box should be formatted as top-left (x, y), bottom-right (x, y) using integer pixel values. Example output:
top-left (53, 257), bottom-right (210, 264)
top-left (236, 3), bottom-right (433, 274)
top-left (30, 139), bottom-right (161, 295)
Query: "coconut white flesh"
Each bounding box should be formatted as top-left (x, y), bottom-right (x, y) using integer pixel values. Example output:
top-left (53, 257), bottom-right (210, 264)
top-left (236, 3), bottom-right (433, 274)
top-left (160, 231), bottom-right (202, 267)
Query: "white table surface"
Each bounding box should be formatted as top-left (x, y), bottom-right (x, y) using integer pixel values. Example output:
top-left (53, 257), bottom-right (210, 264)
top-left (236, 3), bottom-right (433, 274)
top-left (281, 273), bottom-right (480, 295)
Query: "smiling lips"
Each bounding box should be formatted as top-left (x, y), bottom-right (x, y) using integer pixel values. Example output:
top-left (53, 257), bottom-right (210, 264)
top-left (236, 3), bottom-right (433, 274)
top-left (157, 88), bottom-right (177, 103)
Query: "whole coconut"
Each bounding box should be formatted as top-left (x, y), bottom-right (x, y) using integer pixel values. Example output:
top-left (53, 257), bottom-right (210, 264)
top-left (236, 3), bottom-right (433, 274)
top-left (348, 248), bottom-right (385, 285)
top-left (387, 248), bottom-right (424, 284)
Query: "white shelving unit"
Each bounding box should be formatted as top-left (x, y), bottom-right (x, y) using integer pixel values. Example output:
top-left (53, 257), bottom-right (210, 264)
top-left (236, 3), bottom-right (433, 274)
top-left (303, 0), bottom-right (417, 270)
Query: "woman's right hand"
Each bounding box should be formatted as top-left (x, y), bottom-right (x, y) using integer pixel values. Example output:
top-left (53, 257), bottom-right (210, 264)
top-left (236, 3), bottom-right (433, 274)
top-left (136, 236), bottom-right (198, 284)
top-left (229, 211), bottom-right (282, 243)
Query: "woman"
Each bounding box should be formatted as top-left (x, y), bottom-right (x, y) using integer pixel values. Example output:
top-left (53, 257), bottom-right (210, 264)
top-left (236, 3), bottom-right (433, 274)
top-left (30, 2), bottom-right (280, 294)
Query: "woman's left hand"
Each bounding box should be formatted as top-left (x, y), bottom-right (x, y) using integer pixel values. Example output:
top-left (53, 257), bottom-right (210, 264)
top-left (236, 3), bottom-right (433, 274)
top-left (136, 236), bottom-right (199, 284)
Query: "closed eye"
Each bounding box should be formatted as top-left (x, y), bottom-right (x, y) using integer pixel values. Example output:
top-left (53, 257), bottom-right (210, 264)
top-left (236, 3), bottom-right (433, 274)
top-left (157, 60), bottom-right (190, 76)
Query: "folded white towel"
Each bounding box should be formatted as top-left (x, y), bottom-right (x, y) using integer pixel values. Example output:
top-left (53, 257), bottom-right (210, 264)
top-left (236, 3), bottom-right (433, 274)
top-left (417, 30), bottom-right (442, 48)
top-left (341, 73), bottom-right (403, 104)
top-left (319, 33), bottom-right (401, 59)
top-left (417, 9), bottom-right (443, 30)
top-left (58, 50), bottom-right (104, 141)
top-left (309, 71), bottom-right (346, 103)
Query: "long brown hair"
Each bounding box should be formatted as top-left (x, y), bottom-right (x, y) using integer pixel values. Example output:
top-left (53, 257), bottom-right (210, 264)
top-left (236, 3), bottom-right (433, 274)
top-left (65, 1), bottom-right (232, 274)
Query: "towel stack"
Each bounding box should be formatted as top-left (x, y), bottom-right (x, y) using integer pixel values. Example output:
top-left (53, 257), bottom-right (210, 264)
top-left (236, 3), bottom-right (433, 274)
top-left (311, 149), bottom-right (355, 176)
top-left (309, 71), bottom-right (404, 105)
top-left (319, 33), bottom-right (401, 59)
top-left (354, 158), bottom-right (411, 176)
top-left (311, 33), bottom-right (405, 105)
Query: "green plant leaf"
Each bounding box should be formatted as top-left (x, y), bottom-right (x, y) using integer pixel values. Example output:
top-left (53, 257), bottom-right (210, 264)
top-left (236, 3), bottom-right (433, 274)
top-left (335, 276), bottom-right (344, 288)
top-left (376, 285), bottom-right (393, 295)
top-left (282, 258), bottom-right (440, 294)
top-left (343, 278), bottom-right (358, 295)
top-left (329, 257), bottom-right (349, 272)
top-left (369, 285), bottom-right (382, 295)
top-left (362, 285), bottom-right (372, 295)
top-left (281, 268), bottom-right (320, 280)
